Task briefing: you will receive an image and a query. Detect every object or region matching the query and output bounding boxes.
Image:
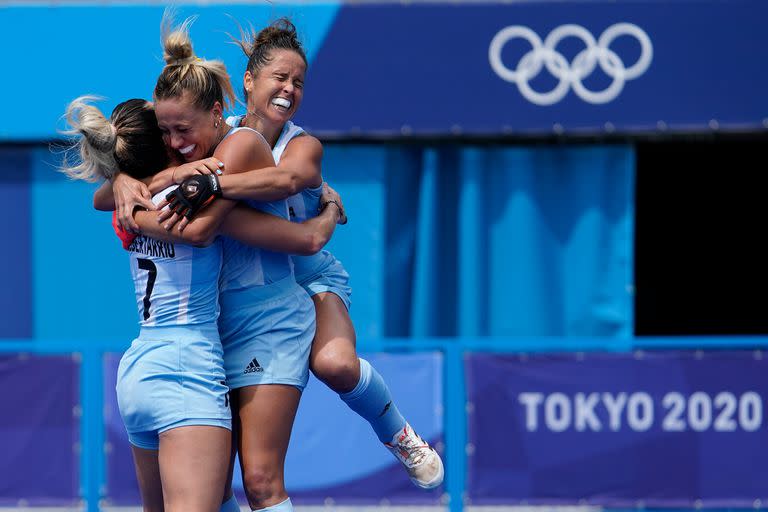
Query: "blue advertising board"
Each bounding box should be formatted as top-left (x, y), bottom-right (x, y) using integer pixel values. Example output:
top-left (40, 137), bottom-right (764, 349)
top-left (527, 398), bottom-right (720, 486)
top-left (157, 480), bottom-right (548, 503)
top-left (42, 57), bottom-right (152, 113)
top-left (466, 351), bottom-right (768, 507)
top-left (302, 0), bottom-right (768, 136)
top-left (0, 355), bottom-right (79, 505)
top-left (3, 0), bottom-right (767, 139)
top-left (104, 352), bottom-right (444, 505)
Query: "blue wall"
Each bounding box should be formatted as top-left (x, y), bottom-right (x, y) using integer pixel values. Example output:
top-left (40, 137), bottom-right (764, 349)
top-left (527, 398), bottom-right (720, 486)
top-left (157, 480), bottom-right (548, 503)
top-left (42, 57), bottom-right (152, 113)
top-left (2, 3), bottom-right (340, 140)
top-left (0, 142), bottom-right (634, 342)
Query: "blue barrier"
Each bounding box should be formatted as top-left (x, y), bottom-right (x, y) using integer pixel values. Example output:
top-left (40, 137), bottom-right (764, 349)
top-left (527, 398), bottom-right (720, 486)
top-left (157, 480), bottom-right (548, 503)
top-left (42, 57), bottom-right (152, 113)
top-left (3, 336), bottom-right (768, 512)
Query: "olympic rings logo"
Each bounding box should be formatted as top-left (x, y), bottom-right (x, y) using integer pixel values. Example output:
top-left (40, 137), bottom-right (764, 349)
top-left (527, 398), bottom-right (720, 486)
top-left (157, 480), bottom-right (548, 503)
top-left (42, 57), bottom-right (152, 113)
top-left (489, 23), bottom-right (653, 106)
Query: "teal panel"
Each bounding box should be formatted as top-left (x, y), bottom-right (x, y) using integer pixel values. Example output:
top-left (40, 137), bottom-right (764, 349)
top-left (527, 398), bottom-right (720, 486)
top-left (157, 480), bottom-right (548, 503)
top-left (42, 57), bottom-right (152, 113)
top-left (321, 144), bottom-right (386, 339)
top-left (2, 3), bottom-right (340, 141)
top-left (31, 147), bottom-right (136, 341)
top-left (486, 145), bottom-right (635, 337)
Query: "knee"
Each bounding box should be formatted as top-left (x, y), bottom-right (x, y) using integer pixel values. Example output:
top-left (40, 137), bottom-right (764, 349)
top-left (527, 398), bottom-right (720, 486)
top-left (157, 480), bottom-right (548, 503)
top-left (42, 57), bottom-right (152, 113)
top-left (241, 466), bottom-right (283, 509)
top-left (311, 351), bottom-right (360, 393)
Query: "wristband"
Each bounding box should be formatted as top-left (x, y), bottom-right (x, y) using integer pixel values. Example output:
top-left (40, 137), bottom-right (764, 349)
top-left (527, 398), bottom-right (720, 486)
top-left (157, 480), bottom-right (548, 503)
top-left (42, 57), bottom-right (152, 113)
top-left (319, 199), bottom-right (347, 225)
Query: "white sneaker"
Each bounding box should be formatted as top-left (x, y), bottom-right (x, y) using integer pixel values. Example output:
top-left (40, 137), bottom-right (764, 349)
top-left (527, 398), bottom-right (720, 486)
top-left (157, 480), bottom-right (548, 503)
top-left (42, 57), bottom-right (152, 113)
top-left (384, 423), bottom-right (444, 489)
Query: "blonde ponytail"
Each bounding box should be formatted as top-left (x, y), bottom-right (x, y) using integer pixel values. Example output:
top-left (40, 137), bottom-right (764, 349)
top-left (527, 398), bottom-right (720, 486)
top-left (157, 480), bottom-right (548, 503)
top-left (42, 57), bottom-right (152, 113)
top-left (59, 96), bottom-right (119, 182)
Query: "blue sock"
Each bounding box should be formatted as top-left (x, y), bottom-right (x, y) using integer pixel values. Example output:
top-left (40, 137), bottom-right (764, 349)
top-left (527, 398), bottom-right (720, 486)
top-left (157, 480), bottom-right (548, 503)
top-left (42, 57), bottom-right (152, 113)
top-left (220, 494), bottom-right (240, 512)
top-left (340, 358), bottom-right (407, 442)
top-left (253, 498), bottom-right (292, 511)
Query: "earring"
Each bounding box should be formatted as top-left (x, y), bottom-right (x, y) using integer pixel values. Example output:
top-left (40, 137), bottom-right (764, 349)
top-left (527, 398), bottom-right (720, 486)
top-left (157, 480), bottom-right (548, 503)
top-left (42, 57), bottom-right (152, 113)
top-left (214, 117), bottom-right (220, 128)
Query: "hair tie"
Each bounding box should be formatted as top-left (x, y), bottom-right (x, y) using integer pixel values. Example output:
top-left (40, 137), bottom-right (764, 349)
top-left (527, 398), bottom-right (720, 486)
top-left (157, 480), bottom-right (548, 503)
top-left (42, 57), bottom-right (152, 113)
top-left (169, 56), bottom-right (202, 67)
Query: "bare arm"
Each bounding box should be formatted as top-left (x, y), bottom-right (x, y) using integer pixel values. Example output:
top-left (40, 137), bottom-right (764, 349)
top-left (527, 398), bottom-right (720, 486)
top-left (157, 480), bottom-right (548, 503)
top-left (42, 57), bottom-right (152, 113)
top-left (132, 181), bottom-right (342, 251)
top-left (131, 130), bottom-right (273, 244)
top-left (93, 161), bottom-right (224, 237)
top-left (93, 174), bottom-right (155, 215)
top-left (216, 134), bottom-right (323, 201)
top-left (133, 198), bottom-right (232, 247)
top-left (93, 168), bottom-right (178, 211)
top-left (94, 180), bottom-right (118, 211)
top-left (219, 184), bottom-right (342, 254)
top-left (94, 159), bottom-right (225, 231)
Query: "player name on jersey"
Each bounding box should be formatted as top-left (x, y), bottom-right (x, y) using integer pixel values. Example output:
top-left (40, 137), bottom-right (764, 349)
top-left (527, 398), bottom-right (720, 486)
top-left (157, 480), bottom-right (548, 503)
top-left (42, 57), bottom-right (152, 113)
top-left (128, 236), bottom-right (176, 259)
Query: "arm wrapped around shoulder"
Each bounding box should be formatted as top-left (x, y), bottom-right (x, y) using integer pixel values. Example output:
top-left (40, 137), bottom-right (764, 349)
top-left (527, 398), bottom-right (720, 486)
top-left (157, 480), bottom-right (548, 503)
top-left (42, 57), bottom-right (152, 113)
top-left (165, 174), bottom-right (222, 219)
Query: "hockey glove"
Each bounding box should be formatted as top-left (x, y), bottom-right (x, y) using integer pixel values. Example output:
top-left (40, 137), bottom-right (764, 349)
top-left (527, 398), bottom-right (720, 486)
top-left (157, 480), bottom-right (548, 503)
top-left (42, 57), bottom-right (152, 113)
top-left (164, 174), bottom-right (222, 220)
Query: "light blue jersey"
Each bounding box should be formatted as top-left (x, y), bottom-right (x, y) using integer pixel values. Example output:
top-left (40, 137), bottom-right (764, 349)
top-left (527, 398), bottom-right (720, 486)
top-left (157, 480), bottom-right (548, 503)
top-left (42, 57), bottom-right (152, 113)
top-left (127, 230), bottom-right (221, 328)
top-left (117, 187), bottom-right (230, 449)
top-left (226, 116), bottom-right (352, 308)
top-left (275, 120), bottom-right (352, 309)
top-left (217, 125), bottom-right (316, 390)
top-left (218, 127), bottom-right (294, 299)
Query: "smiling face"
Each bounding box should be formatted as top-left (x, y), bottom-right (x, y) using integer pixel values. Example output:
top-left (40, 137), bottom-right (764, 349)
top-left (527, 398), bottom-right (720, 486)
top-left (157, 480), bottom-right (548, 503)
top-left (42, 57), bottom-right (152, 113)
top-left (244, 49), bottom-right (306, 126)
top-left (154, 91), bottom-right (223, 162)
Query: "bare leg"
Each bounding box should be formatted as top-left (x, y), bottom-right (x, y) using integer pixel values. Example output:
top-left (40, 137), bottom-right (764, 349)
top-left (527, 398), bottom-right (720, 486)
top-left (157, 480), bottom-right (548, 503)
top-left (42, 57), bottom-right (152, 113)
top-left (308, 292), bottom-right (359, 393)
top-left (309, 291), bottom-right (405, 441)
top-left (308, 291), bottom-right (443, 489)
top-left (237, 385), bottom-right (301, 510)
top-left (131, 446), bottom-right (164, 512)
top-left (221, 395), bottom-right (241, 506)
top-left (158, 425), bottom-right (231, 512)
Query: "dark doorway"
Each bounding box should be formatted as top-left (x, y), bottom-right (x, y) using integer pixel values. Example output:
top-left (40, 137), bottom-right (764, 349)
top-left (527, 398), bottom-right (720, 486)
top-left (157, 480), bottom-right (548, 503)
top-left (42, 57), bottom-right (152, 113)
top-left (635, 135), bottom-right (768, 335)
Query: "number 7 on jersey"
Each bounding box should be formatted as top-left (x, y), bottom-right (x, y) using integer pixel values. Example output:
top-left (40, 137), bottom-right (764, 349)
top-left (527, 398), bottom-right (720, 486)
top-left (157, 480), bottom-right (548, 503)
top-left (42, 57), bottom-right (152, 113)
top-left (137, 258), bottom-right (157, 320)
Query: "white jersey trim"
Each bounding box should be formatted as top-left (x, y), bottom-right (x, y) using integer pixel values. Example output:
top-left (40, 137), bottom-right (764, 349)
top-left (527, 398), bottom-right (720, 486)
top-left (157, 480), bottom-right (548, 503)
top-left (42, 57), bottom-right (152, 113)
top-left (273, 120), bottom-right (305, 164)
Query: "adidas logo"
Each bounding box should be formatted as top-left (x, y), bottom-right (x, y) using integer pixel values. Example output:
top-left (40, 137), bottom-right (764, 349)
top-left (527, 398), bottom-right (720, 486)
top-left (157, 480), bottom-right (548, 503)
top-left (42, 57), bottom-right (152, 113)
top-left (244, 358), bottom-right (264, 374)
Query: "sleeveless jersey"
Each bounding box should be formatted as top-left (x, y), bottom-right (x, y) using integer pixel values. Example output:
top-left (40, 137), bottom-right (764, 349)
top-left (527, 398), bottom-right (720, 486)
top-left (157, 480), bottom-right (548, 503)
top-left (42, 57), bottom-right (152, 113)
top-left (226, 116), bottom-right (335, 283)
top-left (218, 126), bottom-right (294, 302)
top-left (127, 187), bottom-right (222, 328)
